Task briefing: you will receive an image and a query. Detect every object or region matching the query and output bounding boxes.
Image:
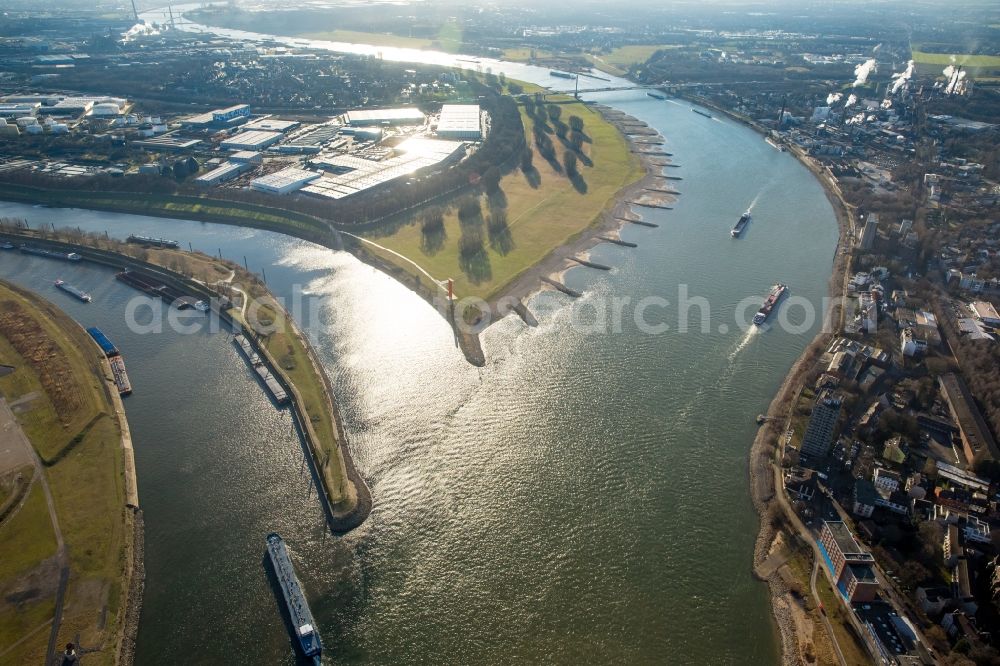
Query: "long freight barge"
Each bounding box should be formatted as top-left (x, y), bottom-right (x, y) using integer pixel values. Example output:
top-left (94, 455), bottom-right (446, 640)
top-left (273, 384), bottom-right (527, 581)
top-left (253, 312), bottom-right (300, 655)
top-left (692, 108), bottom-right (713, 119)
top-left (233, 334), bottom-right (290, 405)
top-left (86, 327), bottom-right (132, 395)
top-left (54, 279), bottom-right (92, 302)
top-left (116, 269), bottom-right (209, 311)
top-left (19, 244), bottom-right (81, 261)
top-left (266, 533), bottom-right (322, 663)
top-left (752, 284), bottom-right (787, 326)
top-left (127, 234), bottom-right (180, 249)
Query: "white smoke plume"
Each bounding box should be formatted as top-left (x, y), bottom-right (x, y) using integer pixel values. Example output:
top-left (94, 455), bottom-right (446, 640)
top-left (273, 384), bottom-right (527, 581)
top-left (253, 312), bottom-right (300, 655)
top-left (881, 99), bottom-right (892, 109)
top-left (890, 60), bottom-right (915, 95)
top-left (844, 94), bottom-right (857, 108)
top-left (853, 59), bottom-right (877, 87)
top-left (943, 65), bottom-right (968, 95)
top-left (846, 112), bottom-right (866, 125)
top-left (123, 22), bottom-right (160, 42)
top-left (827, 92), bottom-right (843, 105)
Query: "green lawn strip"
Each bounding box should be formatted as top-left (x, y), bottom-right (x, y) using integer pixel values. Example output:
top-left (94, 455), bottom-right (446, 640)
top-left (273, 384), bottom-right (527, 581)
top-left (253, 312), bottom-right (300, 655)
top-left (0, 482), bottom-right (57, 582)
top-left (0, 598), bottom-right (56, 664)
top-left (814, 571), bottom-right (873, 666)
top-left (910, 48), bottom-right (1000, 67)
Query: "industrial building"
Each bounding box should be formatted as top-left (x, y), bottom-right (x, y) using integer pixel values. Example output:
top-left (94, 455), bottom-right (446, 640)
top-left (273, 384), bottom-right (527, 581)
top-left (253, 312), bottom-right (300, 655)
top-left (195, 161), bottom-right (254, 186)
top-left (134, 134), bottom-right (202, 152)
top-left (241, 117), bottom-right (299, 133)
top-left (220, 130), bottom-right (283, 151)
top-left (182, 104), bottom-right (252, 127)
top-left (938, 373), bottom-right (1000, 462)
top-left (229, 151), bottom-right (263, 164)
top-left (278, 123), bottom-right (342, 154)
top-left (818, 521), bottom-right (880, 603)
top-left (344, 108), bottom-right (424, 126)
top-left (436, 104), bottom-right (482, 139)
top-left (303, 137), bottom-right (465, 200)
top-left (249, 167), bottom-right (320, 195)
top-left (0, 102), bottom-right (39, 118)
top-left (969, 301), bottom-right (1000, 327)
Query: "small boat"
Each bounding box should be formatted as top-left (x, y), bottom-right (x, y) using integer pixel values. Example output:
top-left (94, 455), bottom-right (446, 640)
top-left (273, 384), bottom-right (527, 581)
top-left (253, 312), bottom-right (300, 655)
top-left (647, 91), bottom-right (667, 100)
top-left (0, 242), bottom-right (14, 250)
top-left (731, 210), bottom-right (752, 237)
top-left (54, 279), bottom-right (92, 302)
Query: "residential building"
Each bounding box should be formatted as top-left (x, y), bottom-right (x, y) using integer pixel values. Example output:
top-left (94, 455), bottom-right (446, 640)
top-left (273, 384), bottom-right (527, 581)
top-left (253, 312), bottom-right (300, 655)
top-left (873, 468), bottom-right (900, 493)
top-left (800, 391), bottom-right (842, 458)
top-left (818, 521), bottom-right (880, 602)
top-left (853, 478), bottom-right (877, 518)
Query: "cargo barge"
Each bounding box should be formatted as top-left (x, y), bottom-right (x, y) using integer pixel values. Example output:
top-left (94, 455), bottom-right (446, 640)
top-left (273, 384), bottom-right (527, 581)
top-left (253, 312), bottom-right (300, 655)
top-left (86, 327), bottom-right (132, 395)
top-left (116, 269), bottom-right (209, 311)
top-left (233, 334), bottom-right (290, 405)
top-left (753, 284), bottom-right (787, 326)
top-left (550, 70), bottom-right (575, 79)
top-left (54, 279), bottom-right (92, 302)
top-left (646, 91), bottom-right (667, 100)
top-left (127, 235), bottom-right (180, 249)
top-left (731, 210), bottom-right (752, 237)
top-left (266, 533), bottom-right (322, 663)
top-left (692, 108), bottom-right (713, 119)
top-left (19, 244), bottom-right (81, 261)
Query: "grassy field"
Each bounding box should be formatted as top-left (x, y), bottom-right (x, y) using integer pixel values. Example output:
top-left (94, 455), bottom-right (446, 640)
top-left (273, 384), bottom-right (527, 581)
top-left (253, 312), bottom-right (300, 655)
top-left (302, 20), bottom-right (464, 52)
top-left (910, 48), bottom-right (1000, 67)
top-left (0, 281), bottom-right (127, 665)
top-left (601, 45), bottom-right (680, 69)
top-left (363, 98), bottom-right (644, 302)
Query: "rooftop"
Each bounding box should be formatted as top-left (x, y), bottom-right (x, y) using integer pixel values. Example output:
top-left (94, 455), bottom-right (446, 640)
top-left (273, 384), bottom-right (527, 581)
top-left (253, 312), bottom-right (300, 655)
top-left (825, 521), bottom-right (866, 556)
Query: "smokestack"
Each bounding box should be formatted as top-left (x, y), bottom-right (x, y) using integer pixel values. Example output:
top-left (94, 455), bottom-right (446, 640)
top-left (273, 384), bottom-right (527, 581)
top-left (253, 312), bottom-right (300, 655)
top-left (777, 98), bottom-right (786, 129)
top-left (130, 0), bottom-right (138, 21)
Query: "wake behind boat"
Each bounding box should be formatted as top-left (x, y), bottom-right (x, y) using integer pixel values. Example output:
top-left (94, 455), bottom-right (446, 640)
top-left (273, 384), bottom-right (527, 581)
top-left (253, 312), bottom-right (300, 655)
top-left (731, 210), bottom-right (752, 237)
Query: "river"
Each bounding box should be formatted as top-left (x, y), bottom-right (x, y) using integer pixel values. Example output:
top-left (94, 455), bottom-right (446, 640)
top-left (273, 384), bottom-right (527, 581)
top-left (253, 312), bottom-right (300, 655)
top-left (0, 11), bottom-right (839, 664)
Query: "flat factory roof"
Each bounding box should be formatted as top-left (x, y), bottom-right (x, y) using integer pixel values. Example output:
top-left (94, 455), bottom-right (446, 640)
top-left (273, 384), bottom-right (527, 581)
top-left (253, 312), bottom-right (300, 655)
top-left (345, 107), bottom-right (424, 125)
top-left (251, 167), bottom-right (319, 190)
top-left (241, 117), bottom-right (300, 133)
top-left (221, 130), bottom-right (282, 149)
top-left (437, 104), bottom-right (481, 133)
top-left (304, 138), bottom-right (464, 200)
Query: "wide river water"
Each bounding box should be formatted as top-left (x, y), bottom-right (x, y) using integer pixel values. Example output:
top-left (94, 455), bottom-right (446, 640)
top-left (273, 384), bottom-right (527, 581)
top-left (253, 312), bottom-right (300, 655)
top-left (0, 13), bottom-right (839, 664)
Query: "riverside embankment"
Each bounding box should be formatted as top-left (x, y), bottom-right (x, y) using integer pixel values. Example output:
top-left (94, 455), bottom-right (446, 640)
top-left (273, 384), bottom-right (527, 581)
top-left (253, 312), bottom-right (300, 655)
top-left (0, 227), bottom-right (370, 531)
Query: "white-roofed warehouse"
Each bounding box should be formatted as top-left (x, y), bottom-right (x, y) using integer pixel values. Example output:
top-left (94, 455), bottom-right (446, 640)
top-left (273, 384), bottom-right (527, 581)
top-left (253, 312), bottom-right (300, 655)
top-left (221, 130), bottom-right (283, 151)
top-left (250, 167), bottom-right (320, 195)
top-left (436, 104), bottom-right (481, 139)
top-left (345, 108), bottom-right (424, 126)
